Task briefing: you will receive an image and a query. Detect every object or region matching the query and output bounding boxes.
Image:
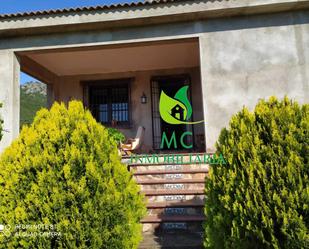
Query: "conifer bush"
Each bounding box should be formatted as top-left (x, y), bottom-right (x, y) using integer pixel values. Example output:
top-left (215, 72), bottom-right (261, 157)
top-left (0, 101), bottom-right (146, 249)
top-left (204, 97), bottom-right (309, 249)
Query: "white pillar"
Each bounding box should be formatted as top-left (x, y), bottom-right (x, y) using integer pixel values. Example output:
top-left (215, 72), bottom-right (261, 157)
top-left (0, 50), bottom-right (20, 152)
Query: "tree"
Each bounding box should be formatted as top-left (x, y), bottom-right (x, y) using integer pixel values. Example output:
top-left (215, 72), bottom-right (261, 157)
top-left (0, 101), bottom-right (146, 249)
top-left (204, 97), bottom-right (309, 249)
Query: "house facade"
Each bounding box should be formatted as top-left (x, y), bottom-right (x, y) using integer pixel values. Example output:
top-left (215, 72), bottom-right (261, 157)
top-left (0, 0), bottom-right (309, 153)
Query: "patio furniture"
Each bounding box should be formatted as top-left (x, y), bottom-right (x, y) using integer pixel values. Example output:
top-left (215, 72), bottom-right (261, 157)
top-left (121, 126), bottom-right (145, 155)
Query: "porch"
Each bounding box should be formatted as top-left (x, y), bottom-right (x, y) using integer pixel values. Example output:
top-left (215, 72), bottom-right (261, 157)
top-left (17, 38), bottom-right (206, 153)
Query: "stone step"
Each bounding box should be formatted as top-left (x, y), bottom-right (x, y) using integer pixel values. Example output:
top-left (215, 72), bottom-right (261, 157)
top-left (141, 183), bottom-right (205, 191)
top-left (142, 221), bottom-right (204, 234)
top-left (139, 233), bottom-right (203, 249)
top-left (147, 194), bottom-right (205, 203)
top-left (142, 189), bottom-right (204, 196)
top-left (122, 152), bottom-right (214, 164)
top-left (137, 179), bottom-right (205, 185)
top-left (128, 161), bottom-right (208, 166)
top-left (133, 168), bottom-right (209, 175)
top-left (148, 207), bottom-right (204, 216)
top-left (129, 164), bottom-right (209, 171)
top-left (141, 215), bottom-right (206, 223)
top-left (135, 172), bottom-right (207, 181)
top-left (146, 199), bottom-right (204, 208)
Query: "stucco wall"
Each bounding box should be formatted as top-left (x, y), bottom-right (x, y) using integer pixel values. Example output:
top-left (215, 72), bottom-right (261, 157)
top-left (0, 51), bottom-right (20, 152)
top-left (54, 67), bottom-right (203, 152)
top-left (199, 11), bottom-right (309, 151)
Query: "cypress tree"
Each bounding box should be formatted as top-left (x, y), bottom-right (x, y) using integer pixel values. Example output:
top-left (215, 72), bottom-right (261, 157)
top-left (205, 97), bottom-right (309, 249)
top-left (0, 101), bottom-right (146, 249)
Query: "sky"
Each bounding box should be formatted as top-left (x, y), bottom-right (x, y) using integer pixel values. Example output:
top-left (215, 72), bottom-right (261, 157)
top-left (0, 0), bottom-right (133, 84)
top-left (0, 0), bottom-right (132, 15)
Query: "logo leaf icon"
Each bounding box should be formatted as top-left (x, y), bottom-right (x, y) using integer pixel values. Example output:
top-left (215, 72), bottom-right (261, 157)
top-left (174, 86), bottom-right (192, 120)
top-left (159, 86), bottom-right (204, 125)
top-left (159, 91), bottom-right (187, 125)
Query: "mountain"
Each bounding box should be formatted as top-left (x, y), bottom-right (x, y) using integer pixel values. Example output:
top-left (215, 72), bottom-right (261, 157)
top-left (20, 81), bottom-right (47, 128)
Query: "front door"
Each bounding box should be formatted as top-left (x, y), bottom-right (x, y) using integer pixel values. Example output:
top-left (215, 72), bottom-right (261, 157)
top-left (151, 75), bottom-right (194, 151)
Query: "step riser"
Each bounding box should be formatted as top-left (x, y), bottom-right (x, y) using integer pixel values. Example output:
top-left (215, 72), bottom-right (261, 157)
top-left (135, 173), bottom-right (207, 181)
top-left (143, 222), bottom-right (203, 234)
top-left (139, 233), bottom-right (204, 249)
top-left (148, 207), bottom-right (204, 216)
top-left (141, 183), bottom-right (205, 191)
top-left (147, 195), bottom-right (205, 203)
top-left (147, 200), bottom-right (204, 208)
top-left (124, 154), bottom-right (215, 164)
top-left (130, 164), bottom-right (209, 171)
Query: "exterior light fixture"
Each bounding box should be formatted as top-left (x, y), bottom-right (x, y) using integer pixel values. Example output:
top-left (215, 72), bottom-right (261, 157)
top-left (141, 92), bottom-right (147, 104)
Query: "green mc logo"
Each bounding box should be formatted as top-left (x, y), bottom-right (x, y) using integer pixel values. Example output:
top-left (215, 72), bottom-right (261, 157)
top-left (159, 86), bottom-right (204, 149)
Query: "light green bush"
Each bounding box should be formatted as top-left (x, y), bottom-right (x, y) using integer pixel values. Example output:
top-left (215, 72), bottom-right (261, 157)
top-left (204, 97), bottom-right (309, 249)
top-left (0, 101), bottom-right (146, 249)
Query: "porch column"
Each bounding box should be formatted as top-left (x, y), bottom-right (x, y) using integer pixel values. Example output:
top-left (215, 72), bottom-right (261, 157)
top-left (47, 84), bottom-right (55, 108)
top-left (199, 35), bottom-right (219, 153)
top-left (0, 50), bottom-right (20, 152)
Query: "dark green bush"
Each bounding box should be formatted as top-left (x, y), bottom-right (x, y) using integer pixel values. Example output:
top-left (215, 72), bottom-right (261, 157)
top-left (204, 97), bottom-right (309, 249)
top-left (107, 127), bottom-right (125, 144)
top-left (0, 101), bottom-right (146, 248)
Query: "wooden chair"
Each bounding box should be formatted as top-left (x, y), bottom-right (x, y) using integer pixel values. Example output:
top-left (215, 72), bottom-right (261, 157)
top-left (121, 126), bottom-right (145, 155)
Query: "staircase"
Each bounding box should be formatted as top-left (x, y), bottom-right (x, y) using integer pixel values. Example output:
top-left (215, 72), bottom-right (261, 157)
top-left (123, 154), bottom-right (209, 249)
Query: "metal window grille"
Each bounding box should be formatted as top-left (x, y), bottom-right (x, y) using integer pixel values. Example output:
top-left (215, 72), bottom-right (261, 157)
top-left (89, 82), bottom-right (130, 126)
top-left (151, 80), bottom-right (162, 150)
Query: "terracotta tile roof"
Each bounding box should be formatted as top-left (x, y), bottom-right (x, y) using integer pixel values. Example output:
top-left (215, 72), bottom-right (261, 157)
top-left (0, 0), bottom-right (197, 19)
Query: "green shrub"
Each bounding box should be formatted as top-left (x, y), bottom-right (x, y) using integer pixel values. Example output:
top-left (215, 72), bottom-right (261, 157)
top-left (0, 101), bottom-right (146, 249)
top-left (204, 97), bottom-right (309, 249)
top-left (107, 128), bottom-right (125, 144)
top-left (0, 103), bottom-right (3, 141)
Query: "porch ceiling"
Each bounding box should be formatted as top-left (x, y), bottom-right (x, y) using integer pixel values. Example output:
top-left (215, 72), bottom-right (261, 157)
top-left (21, 40), bottom-right (199, 77)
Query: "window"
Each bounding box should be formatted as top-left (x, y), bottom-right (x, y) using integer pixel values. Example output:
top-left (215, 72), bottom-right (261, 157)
top-left (88, 79), bottom-right (130, 127)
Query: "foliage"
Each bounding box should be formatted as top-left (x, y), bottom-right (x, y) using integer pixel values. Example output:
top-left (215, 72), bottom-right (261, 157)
top-left (0, 101), bottom-right (146, 249)
top-left (107, 127), bottom-right (126, 144)
top-left (0, 103), bottom-right (3, 141)
top-left (20, 83), bottom-right (47, 129)
top-left (204, 97), bottom-right (309, 249)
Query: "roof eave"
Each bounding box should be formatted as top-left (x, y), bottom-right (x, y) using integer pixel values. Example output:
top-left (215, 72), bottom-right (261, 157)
top-left (1, 0), bottom-right (309, 38)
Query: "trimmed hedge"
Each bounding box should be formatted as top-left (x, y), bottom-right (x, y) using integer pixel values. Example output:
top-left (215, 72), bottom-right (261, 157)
top-left (0, 101), bottom-right (146, 248)
top-left (204, 97), bottom-right (309, 249)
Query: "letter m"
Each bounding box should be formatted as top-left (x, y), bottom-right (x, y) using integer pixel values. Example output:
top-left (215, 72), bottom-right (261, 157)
top-left (160, 131), bottom-right (177, 149)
